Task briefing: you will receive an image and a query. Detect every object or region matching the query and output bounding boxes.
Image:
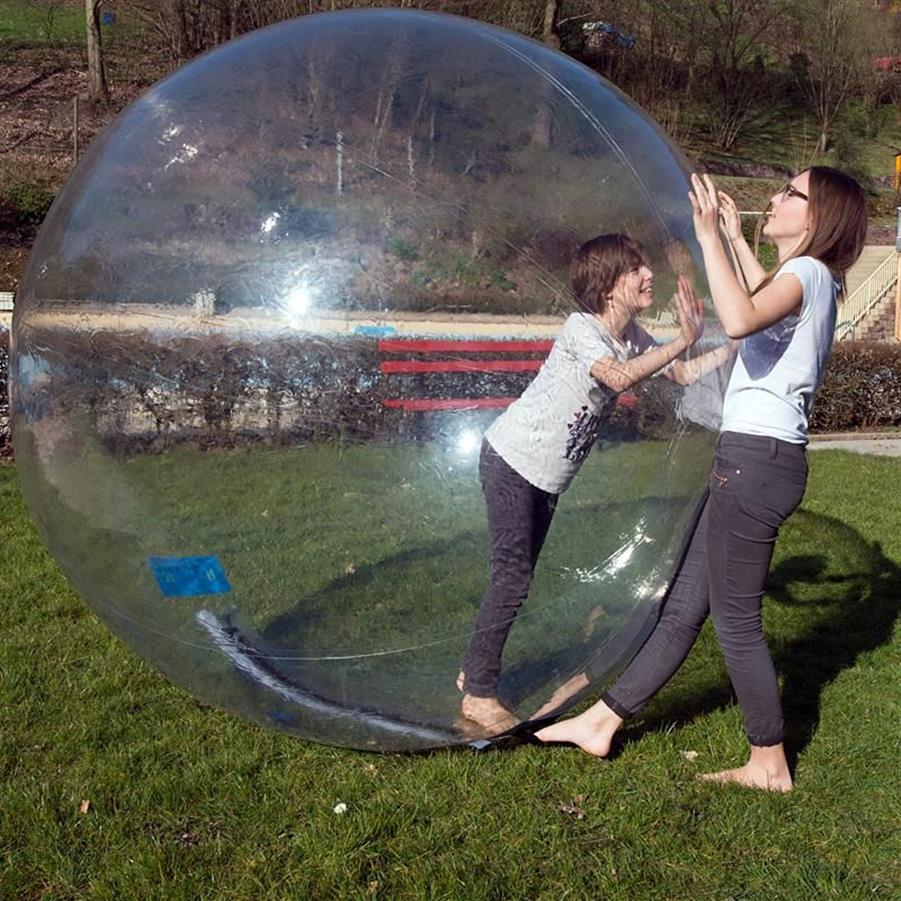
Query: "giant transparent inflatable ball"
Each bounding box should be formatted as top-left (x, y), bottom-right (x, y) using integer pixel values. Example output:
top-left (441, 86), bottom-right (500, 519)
top-left (11, 9), bottom-right (729, 750)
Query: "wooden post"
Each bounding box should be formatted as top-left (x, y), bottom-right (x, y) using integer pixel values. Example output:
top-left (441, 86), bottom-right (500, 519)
top-left (336, 130), bottom-right (344, 195)
top-left (428, 108), bottom-right (435, 168)
top-left (73, 95), bottom-right (80, 163)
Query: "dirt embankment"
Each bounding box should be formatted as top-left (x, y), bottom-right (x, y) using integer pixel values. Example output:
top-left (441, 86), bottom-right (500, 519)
top-left (0, 38), bottom-right (167, 289)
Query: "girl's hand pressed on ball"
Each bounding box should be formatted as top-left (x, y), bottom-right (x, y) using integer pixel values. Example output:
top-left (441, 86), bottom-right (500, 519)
top-left (675, 275), bottom-right (704, 346)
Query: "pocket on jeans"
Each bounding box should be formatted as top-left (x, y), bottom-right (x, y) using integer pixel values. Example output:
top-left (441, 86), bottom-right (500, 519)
top-left (735, 470), bottom-right (806, 527)
top-left (710, 453), bottom-right (743, 491)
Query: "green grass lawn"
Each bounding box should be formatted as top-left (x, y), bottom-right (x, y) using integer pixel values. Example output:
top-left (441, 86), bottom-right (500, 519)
top-left (8, 429), bottom-right (712, 750)
top-left (1, 447), bottom-right (899, 898)
top-left (0, 0), bottom-right (141, 47)
top-left (0, 0), bottom-right (85, 45)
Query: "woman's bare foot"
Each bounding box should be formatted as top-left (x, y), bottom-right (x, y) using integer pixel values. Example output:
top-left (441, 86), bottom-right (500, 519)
top-left (531, 672), bottom-right (590, 719)
top-left (699, 744), bottom-right (793, 792)
top-left (533, 699), bottom-right (623, 757)
top-left (460, 694), bottom-right (520, 736)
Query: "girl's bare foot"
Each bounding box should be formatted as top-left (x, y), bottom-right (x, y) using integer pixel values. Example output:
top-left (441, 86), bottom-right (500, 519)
top-left (531, 672), bottom-right (590, 719)
top-left (460, 694), bottom-right (520, 736)
top-left (699, 744), bottom-right (793, 792)
top-left (699, 764), bottom-right (793, 792)
top-left (533, 699), bottom-right (623, 757)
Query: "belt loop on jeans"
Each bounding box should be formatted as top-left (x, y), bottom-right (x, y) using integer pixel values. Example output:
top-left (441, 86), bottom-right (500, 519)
top-left (769, 438), bottom-right (778, 460)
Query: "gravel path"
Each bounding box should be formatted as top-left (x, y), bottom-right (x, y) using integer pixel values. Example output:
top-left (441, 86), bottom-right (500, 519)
top-left (808, 433), bottom-right (901, 457)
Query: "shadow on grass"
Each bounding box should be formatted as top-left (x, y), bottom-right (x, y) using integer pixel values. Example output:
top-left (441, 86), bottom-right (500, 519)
top-left (774, 532), bottom-right (900, 762)
top-left (259, 494), bottom-right (685, 653)
top-left (603, 509), bottom-right (899, 763)
top-left (246, 494), bottom-right (691, 733)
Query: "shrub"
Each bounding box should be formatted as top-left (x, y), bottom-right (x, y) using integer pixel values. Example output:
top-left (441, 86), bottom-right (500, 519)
top-left (4, 181), bottom-right (54, 227)
top-left (810, 341), bottom-right (901, 432)
top-left (0, 330), bottom-right (8, 459)
top-left (385, 237), bottom-right (418, 261)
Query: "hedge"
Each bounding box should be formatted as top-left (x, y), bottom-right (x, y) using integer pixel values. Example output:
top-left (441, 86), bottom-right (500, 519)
top-left (0, 330), bottom-right (8, 460)
top-left (808, 341), bottom-right (901, 432)
top-left (1, 331), bottom-right (898, 461)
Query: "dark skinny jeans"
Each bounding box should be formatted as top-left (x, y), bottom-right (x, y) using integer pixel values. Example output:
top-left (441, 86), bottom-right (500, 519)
top-left (603, 431), bottom-right (808, 747)
top-left (462, 440), bottom-right (558, 697)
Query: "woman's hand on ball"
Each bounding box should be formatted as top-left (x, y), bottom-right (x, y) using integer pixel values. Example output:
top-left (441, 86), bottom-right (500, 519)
top-left (688, 173), bottom-right (721, 246)
top-left (717, 190), bottom-right (742, 242)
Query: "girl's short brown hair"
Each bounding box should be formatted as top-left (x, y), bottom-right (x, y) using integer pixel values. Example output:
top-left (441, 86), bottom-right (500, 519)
top-left (570, 234), bottom-right (648, 314)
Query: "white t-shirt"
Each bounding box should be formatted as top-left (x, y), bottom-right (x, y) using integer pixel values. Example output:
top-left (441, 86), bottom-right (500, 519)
top-left (485, 313), bottom-right (656, 494)
top-left (720, 256), bottom-right (838, 444)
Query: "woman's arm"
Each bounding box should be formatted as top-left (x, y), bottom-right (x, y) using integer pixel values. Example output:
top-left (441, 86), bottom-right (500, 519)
top-left (718, 190), bottom-right (767, 292)
top-left (690, 174), bottom-right (803, 339)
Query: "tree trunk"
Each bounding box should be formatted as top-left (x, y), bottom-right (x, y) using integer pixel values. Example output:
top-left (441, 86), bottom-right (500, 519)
top-left (85, 0), bottom-right (109, 101)
top-left (531, 103), bottom-right (552, 147)
top-left (532, 1), bottom-right (560, 145)
top-left (168, 0), bottom-right (190, 64)
top-left (229, 0), bottom-right (241, 40)
top-left (542, 0), bottom-right (560, 49)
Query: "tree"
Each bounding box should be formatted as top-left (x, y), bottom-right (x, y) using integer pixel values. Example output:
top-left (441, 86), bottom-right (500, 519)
top-left (542, 0), bottom-right (560, 48)
top-left (167, 0), bottom-right (190, 64)
top-left (792, 0), bottom-right (861, 154)
top-left (578, 0), bottom-right (708, 144)
top-left (37, 0), bottom-right (65, 43)
top-left (701, 0), bottom-right (790, 150)
top-left (85, 0), bottom-right (109, 101)
top-left (848, 2), bottom-right (900, 137)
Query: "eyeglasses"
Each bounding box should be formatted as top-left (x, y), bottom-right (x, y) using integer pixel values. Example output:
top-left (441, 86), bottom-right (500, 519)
top-left (780, 182), bottom-right (809, 201)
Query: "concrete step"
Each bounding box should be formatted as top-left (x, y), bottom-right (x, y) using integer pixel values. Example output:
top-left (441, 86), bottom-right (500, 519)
top-left (845, 245), bottom-right (894, 297)
top-left (854, 292), bottom-right (897, 341)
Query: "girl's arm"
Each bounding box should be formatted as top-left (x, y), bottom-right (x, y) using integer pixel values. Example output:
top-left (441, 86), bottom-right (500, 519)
top-left (667, 341), bottom-right (735, 385)
top-left (655, 276), bottom-right (734, 385)
top-left (690, 174), bottom-right (803, 339)
top-left (590, 276), bottom-right (702, 392)
top-left (718, 190), bottom-right (767, 291)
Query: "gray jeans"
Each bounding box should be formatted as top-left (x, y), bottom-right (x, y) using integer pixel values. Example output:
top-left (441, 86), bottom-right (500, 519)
top-left (603, 431), bottom-right (808, 747)
top-left (462, 441), bottom-right (558, 697)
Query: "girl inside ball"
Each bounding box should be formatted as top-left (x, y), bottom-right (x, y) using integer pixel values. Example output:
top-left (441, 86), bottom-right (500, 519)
top-left (458, 232), bottom-right (729, 735)
top-left (535, 167), bottom-right (868, 792)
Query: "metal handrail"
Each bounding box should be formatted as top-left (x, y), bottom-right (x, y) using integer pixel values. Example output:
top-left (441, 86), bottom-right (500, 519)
top-left (835, 251), bottom-right (897, 339)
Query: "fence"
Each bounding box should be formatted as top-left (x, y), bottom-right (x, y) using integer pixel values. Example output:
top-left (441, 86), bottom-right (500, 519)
top-left (836, 252), bottom-right (898, 340)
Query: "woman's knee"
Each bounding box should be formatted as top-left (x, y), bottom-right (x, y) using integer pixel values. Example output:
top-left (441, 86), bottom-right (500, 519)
top-left (710, 608), bottom-right (768, 657)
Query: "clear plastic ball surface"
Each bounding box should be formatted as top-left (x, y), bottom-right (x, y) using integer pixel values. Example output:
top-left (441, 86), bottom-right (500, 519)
top-left (11, 9), bottom-right (727, 750)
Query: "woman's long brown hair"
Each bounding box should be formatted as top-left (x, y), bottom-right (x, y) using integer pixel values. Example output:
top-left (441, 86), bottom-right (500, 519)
top-left (752, 166), bottom-right (868, 296)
